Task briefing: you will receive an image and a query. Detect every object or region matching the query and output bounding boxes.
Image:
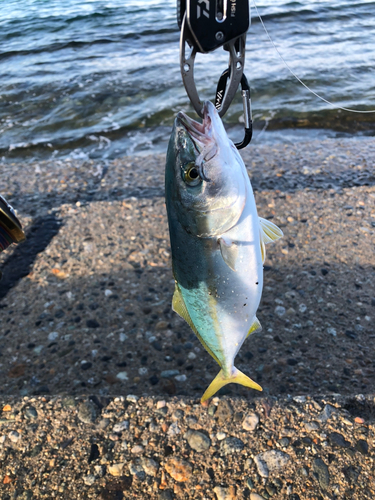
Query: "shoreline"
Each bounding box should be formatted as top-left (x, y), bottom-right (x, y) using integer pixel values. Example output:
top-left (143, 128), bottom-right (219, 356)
top-left (1, 135), bottom-right (374, 215)
top-left (1, 127), bottom-right (372, 166)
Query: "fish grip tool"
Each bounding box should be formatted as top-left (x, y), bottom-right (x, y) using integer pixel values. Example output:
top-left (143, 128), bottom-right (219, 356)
top-left (0, 195), bottom-right (25, 253)
top-left (178, 0), bottom-right (249, 53)
top-left (178, 0), bottom-right (252, 148)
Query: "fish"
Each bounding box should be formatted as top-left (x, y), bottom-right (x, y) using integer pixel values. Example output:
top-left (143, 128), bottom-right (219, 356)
top-left (165, 101), bottom-right (283, 402)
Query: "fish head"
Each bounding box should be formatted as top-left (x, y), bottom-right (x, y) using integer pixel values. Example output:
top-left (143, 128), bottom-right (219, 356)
top-left (165, 101), bottom-right (247, 237)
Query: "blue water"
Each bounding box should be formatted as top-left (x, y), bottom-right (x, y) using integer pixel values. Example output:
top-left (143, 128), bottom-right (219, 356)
top-left (0, 0), bottom-right (374, 161)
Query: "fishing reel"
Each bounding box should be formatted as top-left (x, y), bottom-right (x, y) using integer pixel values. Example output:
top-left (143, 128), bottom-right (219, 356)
top-left (178, 0), bottom-right (252, 149)
top-left (0, 195), bottom-right (26, 253)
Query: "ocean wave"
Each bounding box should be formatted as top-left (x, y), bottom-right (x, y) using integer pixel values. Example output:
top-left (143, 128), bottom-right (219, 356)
top-left (0, 0), bottom-right (374, 162)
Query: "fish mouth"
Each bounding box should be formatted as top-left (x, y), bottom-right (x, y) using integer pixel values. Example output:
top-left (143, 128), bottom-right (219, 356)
top-left (177, 101), bottom-right (214, 148)
top-left (177, 102), bottom-right (218, 179)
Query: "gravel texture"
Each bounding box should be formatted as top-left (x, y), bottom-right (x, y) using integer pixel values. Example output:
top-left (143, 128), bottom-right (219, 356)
top-left (0, 393), bottom-right (374, 499)
top-left (0, 137), bottom-right (374, 498)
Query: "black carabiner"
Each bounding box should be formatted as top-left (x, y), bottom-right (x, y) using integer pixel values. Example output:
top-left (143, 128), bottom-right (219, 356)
top-left (215, 69), bottom-right (253, 149)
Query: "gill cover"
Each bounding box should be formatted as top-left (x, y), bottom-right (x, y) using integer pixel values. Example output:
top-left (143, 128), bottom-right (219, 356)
top-left (166, 101), bottom-right (247, 238)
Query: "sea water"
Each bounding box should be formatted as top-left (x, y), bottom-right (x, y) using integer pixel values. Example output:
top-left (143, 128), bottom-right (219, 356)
top-left (0, 0), bottom-right (374, 161)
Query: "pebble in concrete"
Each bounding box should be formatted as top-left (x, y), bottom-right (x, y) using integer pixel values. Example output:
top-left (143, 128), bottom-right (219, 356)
top-left (113, 420), bottom-right (129, 433)
top-left (8, 430), bottom-right (20, 443)
top-left (254, 456), bottom-right (269, 478)
top-left (215, 400), bottom-right (233, 425)
top-left (165, 457), bottom-right (192, 482)
top-left (77, 401), bottom-right (97, 424)
top-left (131, 444), bottom-right (144, 454)
top-left (213, 485), bottom-right (236, 500)
top-left (254, 450), bottom-right (290, 478)
top-left (158, 490), bottom-right (174, 500)
top-left (185, 430), bottom-right (211, 452)
top-left (312, 457), bottom-right (330, 490)
top-left (129, 460), bottom-right (146, 480)
top-left (318, 404), bottom-right (336, 423)
top-left (250, 494), bottom-right (265, 500)
top-left (242, 413), bottom-right (260, 431)
top-left (167, 422), bottom-right (180, 437)
top-left (94, 465), bottom-right (105, 477)
top-left (126, 394), bottom-right (139, 404)
top-left (275, 306), bottom-right (286, 317)
top-left (141, 457), bottom-right (159, 476)
top-left (24, 406), bottom-right (38, 419)
top-left (108, 463), bottom-right (124, 477)
top-left (83, 475), bottom-right (96, 486)
top-left (304, 421), bottom-right (319, 432)
top-left (220, 437), bottom-right (244, 455)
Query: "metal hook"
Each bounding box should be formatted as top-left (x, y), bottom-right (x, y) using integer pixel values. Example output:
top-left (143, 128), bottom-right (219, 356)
top-left (215, 69), bottom-right (252, 150)
top-left (180, 13), bottom-right (246, 119)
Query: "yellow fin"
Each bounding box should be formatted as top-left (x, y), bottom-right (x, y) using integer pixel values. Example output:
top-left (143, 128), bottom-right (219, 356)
top-left (246, 317), bottom-right (262, 338)
top-left (172, 284), bottom-right (221, 365)
top-left (260, 240), bottom-right (266, 264)
top-left (172, 283), bottom-right (193, 327)
top-left (201, 367), bottom-right (262, 402)
top-left (259, 217), bottom-right (283, 244)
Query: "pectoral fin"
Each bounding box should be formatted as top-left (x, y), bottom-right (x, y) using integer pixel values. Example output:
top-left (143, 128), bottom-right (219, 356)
top-left (172, 283), bottom-right (221, 365)
top-left (218, 236), bottom-right (238, 272)
top-left (201, 367), bottom-right (262, 402)
top-left (259, 217), bottom-right (283, 243)
top-left (259, 217), bottom-right (283, 262)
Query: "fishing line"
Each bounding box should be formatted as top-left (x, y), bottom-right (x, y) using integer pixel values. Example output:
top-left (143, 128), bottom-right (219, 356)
top-left (252, 0), bottom-right (375, 114)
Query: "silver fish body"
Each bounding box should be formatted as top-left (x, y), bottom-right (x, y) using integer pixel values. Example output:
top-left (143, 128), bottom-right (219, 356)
top-left (165, 101), bottom-right (282, 400)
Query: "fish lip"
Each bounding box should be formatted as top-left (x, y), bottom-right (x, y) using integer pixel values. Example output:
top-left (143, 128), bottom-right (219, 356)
top-left (177, 102), bottom-right (213, 147)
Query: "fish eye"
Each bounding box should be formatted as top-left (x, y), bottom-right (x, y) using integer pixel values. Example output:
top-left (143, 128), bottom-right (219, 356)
top-left (182, 162), bottom-right (202, 187)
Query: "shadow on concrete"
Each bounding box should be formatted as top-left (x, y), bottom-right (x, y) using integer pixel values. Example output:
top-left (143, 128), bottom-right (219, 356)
top-left (0, 214), bottom-right (61, 301)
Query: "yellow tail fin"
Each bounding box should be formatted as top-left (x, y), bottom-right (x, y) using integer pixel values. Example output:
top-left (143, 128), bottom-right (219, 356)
top-left (201, 368), bottom-right (262, 402)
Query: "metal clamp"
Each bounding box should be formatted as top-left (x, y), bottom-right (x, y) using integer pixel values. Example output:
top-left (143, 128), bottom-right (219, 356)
top-left (180, 13), bottom-right (246, 118)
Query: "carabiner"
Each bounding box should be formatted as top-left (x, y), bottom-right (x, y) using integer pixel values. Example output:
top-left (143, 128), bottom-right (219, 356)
top-left (180, 13), bottom-right (246, 118)
top-left (215, 69), bottom-right (252, 149)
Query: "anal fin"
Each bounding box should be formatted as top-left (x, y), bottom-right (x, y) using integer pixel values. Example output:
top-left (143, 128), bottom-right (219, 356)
top-left (172, 283), bottom-right (221, 366)
top-left (246, 316), bottom-right (262, 338)
top-left (172, 283), bottom-right (193, 328)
